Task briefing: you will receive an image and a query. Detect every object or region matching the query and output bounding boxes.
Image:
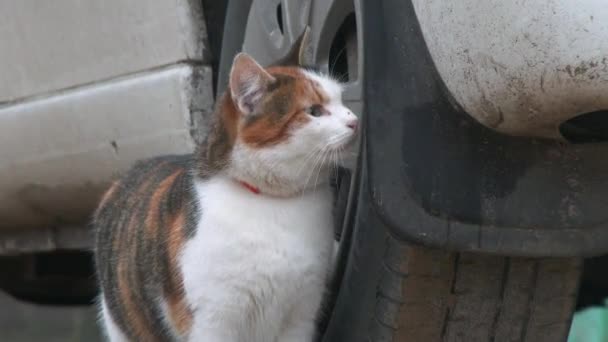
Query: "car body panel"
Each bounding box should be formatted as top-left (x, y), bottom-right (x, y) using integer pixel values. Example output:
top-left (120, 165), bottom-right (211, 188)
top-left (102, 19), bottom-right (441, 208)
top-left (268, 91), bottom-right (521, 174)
top-left (413, 0), bottom-right (608, 139)
top-left (0, 1), bottom-right (213, 232)
top-left (0, 0), bottom-right (208, 103)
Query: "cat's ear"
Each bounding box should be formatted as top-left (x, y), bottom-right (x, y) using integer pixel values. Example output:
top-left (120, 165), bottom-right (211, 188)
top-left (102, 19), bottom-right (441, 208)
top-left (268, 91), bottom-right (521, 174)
top-left (275, 26), bottom-right (311, 66)
top-left (229, 53), bottom-right (276, 115)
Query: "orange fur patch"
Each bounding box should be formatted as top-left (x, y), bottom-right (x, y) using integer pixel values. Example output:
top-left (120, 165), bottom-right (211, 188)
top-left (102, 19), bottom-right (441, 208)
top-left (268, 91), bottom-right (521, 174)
top-left (145, 170), bottom-right (182, 232)
top-left (239, 67), bottom-right (328, 147)
top-left (165, 211), bottom-right (193, 335)
top-left (117, 251), bottom-right (156, 341)
top-left (96, 181), bottom-right (119, 213)
top-left (219, 94), bottom-right (240, 146)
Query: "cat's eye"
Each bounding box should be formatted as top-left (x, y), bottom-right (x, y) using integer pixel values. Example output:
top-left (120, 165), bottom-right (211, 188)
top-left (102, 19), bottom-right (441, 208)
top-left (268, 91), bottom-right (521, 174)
top-left (306, 105), bottom-right (324, 117)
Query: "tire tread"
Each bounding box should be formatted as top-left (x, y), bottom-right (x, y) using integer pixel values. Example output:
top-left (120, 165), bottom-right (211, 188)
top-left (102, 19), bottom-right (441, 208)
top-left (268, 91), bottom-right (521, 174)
top-left (371, 235), bottom-right (581, 342)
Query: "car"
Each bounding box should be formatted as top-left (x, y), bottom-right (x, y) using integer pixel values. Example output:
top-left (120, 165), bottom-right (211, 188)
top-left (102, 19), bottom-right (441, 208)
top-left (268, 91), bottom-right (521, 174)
top-left (2, 1), bottom-right (608, 341)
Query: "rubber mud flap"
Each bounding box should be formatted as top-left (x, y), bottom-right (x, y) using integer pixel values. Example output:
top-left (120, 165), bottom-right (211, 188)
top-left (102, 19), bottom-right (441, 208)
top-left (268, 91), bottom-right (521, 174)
top-left (362, 0), bottom-right (608, 257)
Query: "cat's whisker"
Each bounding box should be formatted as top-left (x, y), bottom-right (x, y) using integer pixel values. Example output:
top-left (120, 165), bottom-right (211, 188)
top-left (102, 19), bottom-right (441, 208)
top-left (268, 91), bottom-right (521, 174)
top-left (294, 143), bottom-right (329, 192)
top-left (313, 147), bottom-right (331, 192)
top-left (338, 146), bottom-right (345, 167)
top-left (332, 150), bottom-right (339, 181)
top-left (311, 152), bottom-right (324, 192)
top-left (300, 132), bottom-right (354, 192)
top-left (331, 132), bottom-right (352, 145)
top-left (297, 144), bottom-right (327, 177)
top-left (308, 143), bottom-right (332, 190)
top-left (311, 145), bottom-right (330, 180)
top-left (333, 72), bottom-right (349, 83)
top-left (332, 149), bottom-right (338, 171)
top-left (329, 45), bottom-right (347, 78)
top-left (302, 144), bottom-right (327, 191)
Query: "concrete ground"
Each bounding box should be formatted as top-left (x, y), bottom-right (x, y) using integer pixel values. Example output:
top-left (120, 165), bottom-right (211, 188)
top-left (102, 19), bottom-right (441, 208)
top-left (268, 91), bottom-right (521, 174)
top-left (0, 292), bottom-right (101, 342)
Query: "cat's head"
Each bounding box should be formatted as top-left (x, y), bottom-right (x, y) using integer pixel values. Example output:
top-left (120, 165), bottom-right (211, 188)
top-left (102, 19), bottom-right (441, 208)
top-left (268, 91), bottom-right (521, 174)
top-left (198, 51), bottom-right (358, 196)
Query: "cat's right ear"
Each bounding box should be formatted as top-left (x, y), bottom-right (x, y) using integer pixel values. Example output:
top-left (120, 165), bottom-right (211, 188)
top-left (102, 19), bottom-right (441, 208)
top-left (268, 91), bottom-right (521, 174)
top-left (229, 53), bottom-right (275, 115)
top-left (275, 26), bottom-right (311, 66)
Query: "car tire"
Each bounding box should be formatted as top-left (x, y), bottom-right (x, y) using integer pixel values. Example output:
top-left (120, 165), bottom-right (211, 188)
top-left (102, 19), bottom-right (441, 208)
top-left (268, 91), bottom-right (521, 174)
top-left (319, 158), bottom-right (582, 342)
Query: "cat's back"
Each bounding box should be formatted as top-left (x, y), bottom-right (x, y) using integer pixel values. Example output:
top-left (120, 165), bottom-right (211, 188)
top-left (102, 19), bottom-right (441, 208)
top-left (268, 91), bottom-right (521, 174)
top-left (94, 154), bottom-right (195, 223)
top-left (94, 154), bottom-right (198, 341)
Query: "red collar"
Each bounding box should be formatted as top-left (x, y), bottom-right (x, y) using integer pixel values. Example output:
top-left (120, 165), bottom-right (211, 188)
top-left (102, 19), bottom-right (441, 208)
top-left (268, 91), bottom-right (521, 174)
top-left (236, 180), bottom-right (261, 195)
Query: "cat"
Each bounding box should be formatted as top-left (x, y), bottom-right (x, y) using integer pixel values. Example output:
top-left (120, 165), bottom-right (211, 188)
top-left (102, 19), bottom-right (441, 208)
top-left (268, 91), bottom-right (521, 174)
top-left (93, 31), bottom-right (359, 342)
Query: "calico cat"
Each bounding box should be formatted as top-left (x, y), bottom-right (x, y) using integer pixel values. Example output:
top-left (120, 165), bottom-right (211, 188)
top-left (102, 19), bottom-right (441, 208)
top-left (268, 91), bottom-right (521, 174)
top-left (94, 33), bottom-right (358, 342)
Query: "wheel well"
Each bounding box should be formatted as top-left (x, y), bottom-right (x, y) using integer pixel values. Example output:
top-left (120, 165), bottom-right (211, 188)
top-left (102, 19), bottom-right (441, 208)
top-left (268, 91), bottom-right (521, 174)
top-left (0, 250), bottom-right (96, 306)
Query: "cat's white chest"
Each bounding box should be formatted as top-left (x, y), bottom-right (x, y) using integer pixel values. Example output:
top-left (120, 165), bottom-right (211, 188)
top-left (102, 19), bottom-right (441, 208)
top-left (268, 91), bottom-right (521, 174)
top-left (180, 177), bottom-right (334, 341)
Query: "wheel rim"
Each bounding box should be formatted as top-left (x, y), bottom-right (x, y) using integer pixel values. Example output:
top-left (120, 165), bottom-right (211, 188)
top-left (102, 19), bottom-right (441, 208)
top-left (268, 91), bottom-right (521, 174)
top-left (241, 0), bottom-right (364, 335)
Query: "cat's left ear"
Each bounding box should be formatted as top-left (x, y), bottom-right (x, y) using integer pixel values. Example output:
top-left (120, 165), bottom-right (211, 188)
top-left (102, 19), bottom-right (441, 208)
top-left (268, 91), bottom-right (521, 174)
top-left (229, 53), bottom-right (276, 115)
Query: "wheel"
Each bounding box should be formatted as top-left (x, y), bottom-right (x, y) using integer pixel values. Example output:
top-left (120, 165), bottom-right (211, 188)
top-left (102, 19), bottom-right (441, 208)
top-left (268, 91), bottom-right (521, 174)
top-left (216, 1), bottom-right (583, 341)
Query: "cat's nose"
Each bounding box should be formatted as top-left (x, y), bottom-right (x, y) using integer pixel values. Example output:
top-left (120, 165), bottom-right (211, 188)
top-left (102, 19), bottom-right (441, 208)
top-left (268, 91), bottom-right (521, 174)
top-left (346, 118), bottom-right (358, 131)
